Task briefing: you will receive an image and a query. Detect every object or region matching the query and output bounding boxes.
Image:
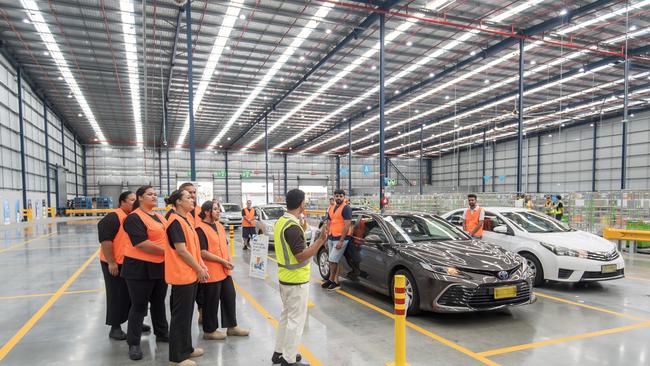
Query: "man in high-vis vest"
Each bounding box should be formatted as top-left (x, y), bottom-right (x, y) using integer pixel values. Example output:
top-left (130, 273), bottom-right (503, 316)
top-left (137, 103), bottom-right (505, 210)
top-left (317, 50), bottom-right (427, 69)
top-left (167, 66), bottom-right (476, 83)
top-left (322, 189), bottom-right (352, 291)
top-left (554, 195), bottom-right (565, 221)
top-left (241, 200), bottom-right (256, 250)
top-left (543, 196), bottom-right (555, 216)
top-left (462, 193), bottom-right (485, 240)
top-left (272, 189), bottom-right (328, 366)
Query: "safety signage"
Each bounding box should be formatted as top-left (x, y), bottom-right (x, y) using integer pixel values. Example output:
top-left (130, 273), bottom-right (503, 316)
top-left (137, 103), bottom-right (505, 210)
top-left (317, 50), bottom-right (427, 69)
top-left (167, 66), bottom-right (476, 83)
top-left (214, 170), bottom-right (227, 178)
top-left (340, 167), bottom-right (349, 177)
top-left (362, 165), bottom-right (371, 176)
top-left (384, 177), bottom-right (396, 187)
top-left (483, 175), bottom-right (491, 182)
top-left (498, 175), bottom-right (506, 182)
top-left (249, 234), bottom-right (269, 280)
top-left (241, 170), bottom-right (253, 179)
top-left (15, 200), bottom-right (20, 224)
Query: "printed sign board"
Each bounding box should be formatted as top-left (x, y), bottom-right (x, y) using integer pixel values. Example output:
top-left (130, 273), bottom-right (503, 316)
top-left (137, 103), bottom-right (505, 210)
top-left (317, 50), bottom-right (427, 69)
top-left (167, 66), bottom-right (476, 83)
top-left (249, 234), bottom-right (269, 280)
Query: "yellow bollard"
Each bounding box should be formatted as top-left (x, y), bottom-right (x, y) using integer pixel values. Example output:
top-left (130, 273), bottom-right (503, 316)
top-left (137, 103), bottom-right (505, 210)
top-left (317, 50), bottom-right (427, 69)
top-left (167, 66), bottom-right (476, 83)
top-left (386, 274), bottom-right (410, 366)
top-left (229, 225), bottom-right (236, 258)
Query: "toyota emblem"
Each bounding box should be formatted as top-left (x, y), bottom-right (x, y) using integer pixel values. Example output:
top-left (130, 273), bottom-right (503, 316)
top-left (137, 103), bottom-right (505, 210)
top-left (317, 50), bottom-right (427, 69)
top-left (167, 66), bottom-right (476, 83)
top-left (498, 270), bottom-right (509, 280)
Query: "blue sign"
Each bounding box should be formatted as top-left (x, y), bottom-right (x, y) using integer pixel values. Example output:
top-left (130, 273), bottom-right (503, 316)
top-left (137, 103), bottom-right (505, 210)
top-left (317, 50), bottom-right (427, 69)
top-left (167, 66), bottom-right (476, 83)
top-left (483, 175), bottom-right (491, 182)
top-left (362, 165), bottom-right (371, 176)
top-left (15, 199), bottom-right (20, 223)
top-left (498, 175), bottom-right (506, 182)
top-left (340, 167), bottom-right (349, 177)
top-left (3, 199), bottom-right (9, 225)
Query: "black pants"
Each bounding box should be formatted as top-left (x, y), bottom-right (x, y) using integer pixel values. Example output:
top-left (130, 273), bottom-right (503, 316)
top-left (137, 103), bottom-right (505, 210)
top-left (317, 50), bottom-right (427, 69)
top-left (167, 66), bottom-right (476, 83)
top-left (196, 284), bottom-right (204, 309)
top-left (125, 279), bottom-right (169, 346)
top-left (556, 214), bottom-right (563, 221)
top-left (201, 276), bottom-right (237, 333)
top-left (100, 261), bottom-right (130, 327)
top-left (170, 283), bottom-right (198, 363)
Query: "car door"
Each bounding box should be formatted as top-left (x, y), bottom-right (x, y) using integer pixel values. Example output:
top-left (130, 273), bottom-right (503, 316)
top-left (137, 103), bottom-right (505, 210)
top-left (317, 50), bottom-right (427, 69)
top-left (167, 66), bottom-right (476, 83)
top-left (481, 211), bottom-right (519, 251)
top-left (446, 209), bottom-right (465, 228)
top-left (355, 215), bottom-right (392, 291)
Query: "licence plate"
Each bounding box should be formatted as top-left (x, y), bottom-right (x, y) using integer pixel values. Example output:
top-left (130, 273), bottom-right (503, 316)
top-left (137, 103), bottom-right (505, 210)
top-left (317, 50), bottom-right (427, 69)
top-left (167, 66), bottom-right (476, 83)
top-left (494, 286), bottom-right (517, 299)
top-left (601, 264), bottom-right (617, 274)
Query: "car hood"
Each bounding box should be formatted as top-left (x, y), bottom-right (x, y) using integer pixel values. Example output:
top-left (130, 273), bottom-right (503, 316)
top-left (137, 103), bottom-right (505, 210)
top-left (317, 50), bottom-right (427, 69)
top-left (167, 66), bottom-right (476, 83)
top-left (525, 231), bottom-right (615, 252)
top-left (401, 240), bottom-right (521, 271)
top-left (222, 213), bottom-right (242, 218)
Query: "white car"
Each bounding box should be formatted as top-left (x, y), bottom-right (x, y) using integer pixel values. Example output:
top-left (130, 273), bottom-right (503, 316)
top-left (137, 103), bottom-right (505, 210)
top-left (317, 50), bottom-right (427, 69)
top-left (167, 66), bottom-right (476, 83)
top-left (442, 207), bottom-right (624, 286)
top-left (219, 203), bottom-right (243, 227)
top-left (254, 204), bottom-right (314, 245)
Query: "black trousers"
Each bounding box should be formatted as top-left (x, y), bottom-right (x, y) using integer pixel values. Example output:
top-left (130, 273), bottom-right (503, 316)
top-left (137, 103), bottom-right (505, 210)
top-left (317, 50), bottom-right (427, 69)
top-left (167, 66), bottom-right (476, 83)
top-left (556, 214), bottom-right (563, 221)
top-left (170, 283), bottom-right (198, 363)
top-left (100, 261), bottom-right (130, 327)
top-left (201, 276), bottom-right (237, 333)
top-left (196, 284), bottom-right (204, 309)
top-left (125, 278), bottom-right (169, 346)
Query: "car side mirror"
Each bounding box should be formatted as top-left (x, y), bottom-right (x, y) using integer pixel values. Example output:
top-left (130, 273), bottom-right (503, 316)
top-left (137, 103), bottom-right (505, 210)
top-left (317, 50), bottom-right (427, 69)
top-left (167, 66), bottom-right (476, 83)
top-left (364, 234), bottom-right (383, 244)
top-left (493, 225), bottom-right (511, 235)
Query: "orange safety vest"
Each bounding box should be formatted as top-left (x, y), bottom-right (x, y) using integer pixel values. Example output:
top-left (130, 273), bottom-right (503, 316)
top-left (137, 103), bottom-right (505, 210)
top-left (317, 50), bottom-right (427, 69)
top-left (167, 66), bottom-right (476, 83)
top-left (463, 207), bottom-right (484, 238)
top-left (242, 207), bottom-right (256, 228)
top-left (100, 208), bottom-right (130, 264)
top-left (328, 204), bottom-right (352, 238)
top-left (123, 209), bottom-right (168, 264)
top-left (164, 212), bottom-right (203, 285)
top-left (196, 220), bottom-right (231, 283)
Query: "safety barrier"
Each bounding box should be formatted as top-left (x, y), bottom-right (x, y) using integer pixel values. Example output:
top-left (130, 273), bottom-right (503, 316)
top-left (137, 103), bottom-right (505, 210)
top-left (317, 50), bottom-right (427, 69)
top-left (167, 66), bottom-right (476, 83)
top-left (229, 225), bottom-right (236, 258)
top-left (46, 207), bottom-right (56, 217)
top-left (21, 209), bottom-right (33, 222)
top-left (386, 274), bottom-right (410, 366)
top-left (603, 227), bottom-right (650, 254)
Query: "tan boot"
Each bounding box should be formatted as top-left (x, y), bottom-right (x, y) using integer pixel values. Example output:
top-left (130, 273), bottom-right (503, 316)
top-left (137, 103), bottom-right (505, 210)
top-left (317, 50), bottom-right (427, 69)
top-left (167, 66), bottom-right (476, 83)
top-left (197, 309), bottom-right (203, 325)
top-left (190, 347), bottom-right (204, 358)
top-left (227, 326), bottom-right (250, 337)
top-left (203, 331), bottom-right (226, 340)
top-left (169, 360), bottom-right (197, 366)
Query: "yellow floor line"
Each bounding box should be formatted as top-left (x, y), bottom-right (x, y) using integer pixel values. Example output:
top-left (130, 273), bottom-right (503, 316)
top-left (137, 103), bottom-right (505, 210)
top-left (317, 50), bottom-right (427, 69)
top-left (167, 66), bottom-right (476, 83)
top-left (534, 291), bottom-right (648, 322)
top-left (232, 280), bottom-right (324, 366)
top-left (0, 288), bottom-right (103, 301)
top-left (0, 249), bottom-right (99, 361)
top-left (0, 231), bottom-right (58, 254)
top-left (478, 321), bottom-right (650, 357)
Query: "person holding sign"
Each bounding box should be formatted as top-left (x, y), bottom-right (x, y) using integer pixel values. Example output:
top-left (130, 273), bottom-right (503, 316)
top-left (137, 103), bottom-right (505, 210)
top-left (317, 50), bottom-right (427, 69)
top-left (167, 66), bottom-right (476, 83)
top-left (196, 200), bottom-right (250, 341)
top-left (272, 189), bottom-right (328, 366)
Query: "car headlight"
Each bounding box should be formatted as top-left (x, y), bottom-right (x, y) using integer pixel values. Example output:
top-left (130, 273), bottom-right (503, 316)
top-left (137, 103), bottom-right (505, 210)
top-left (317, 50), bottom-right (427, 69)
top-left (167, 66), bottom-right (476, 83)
top-left (420, 262), bottom-right (470, 279)
top-left (540, 242), bottom-right (588, 258)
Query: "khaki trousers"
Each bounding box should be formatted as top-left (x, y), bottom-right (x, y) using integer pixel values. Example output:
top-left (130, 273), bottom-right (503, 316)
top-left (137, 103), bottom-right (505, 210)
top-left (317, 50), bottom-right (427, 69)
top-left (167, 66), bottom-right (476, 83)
top-left (275, 283), bottom-right (309, 363)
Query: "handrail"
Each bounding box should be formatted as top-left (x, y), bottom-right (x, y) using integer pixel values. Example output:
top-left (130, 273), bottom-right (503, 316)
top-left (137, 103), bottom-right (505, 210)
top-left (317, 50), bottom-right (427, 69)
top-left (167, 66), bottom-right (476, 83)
top-left (603, 227), bottom-right (650, 242)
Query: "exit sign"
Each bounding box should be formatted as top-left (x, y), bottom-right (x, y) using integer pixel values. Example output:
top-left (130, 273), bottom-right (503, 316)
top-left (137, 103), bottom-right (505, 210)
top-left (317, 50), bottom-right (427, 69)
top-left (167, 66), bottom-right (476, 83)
top-left (241, 170), bottom-right (252, 178)
top-left (214, 170), bottom-right (227, 178)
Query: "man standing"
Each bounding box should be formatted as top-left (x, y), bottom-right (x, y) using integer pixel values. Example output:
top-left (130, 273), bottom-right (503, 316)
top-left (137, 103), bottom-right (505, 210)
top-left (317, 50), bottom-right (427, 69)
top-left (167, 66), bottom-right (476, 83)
top-left (322, 189), bottom-right (352, 291)
top-left (462, 194), bottom-right (484, 240)
top-left (555, 195), bottom-right (565, 221)
top-left (543, 196), bottom-right (554, 217)
top-left (272, 189), bottom-right (327, 366)
top-left (241, 200), bottom-right (256, 250)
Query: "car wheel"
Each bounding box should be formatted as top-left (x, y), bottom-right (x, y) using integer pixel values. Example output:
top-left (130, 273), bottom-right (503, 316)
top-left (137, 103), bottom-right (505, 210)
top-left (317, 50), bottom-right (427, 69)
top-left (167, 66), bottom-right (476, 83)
top-left (521, 253), bottom-right (544, 287)
top-left (392, 269), bottom-right (421, 315)
top-left (317, 248), bottom-right (330, 280)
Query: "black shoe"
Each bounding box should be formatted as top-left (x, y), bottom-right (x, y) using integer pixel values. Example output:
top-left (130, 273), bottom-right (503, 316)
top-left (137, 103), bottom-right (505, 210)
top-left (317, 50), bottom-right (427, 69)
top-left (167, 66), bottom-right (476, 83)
top-left (272, 352), bottom-right (302, 364)
top-left (326, 282), bottom-right (341, 291)
top-left (243, 245), bottom-right (249, 251)
top-left (109, 327), bottom-right (126, 341)
top-left (320, 280), bottom-right (332, 288)
top-left (280, 356), bottom-right (309, 366)
top-left (128, 345), bottom-right (143, 360)
top-left (155, 334), bottom-right (169, 343)
top-left (141, 324), bottom-right (151, 333)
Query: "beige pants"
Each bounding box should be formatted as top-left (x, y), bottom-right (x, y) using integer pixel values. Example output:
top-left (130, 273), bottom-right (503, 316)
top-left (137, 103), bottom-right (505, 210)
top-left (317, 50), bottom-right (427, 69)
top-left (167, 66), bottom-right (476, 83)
top-left (275, 283), bottom-right (309, 363)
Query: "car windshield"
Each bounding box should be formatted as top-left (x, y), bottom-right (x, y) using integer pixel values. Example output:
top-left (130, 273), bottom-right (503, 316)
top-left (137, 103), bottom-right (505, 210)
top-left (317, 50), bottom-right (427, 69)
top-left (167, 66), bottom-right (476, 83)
top-left (262, 207), bottom-right (286, 220)
top-left (501, 211), bottom-right (571, 233)
top-left (222, 204), bottom-right (241, 212)
top-left (383, 214), bottom-right (471, 243)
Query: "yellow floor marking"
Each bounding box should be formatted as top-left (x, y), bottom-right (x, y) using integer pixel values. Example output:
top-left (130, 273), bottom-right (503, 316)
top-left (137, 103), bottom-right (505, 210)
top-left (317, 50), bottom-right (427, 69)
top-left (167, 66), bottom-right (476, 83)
top-left (534, 291), bottom-right (648, 322)
top-left (0, 288), bottom-right (103, 301)
top-left (478, 321), bottom-right (650, 357)
top-left (2, 244), bottom-right (98, 252)
top-left (0, 231), bottom-right (58, 254)
top-left (232, 280), bottom-right (324, 366)
top-left (0, 249), bottom-right (99, 361)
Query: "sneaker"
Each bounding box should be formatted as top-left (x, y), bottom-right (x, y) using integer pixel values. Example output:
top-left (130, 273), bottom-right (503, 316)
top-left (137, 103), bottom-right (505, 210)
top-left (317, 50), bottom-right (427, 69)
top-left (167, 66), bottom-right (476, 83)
top-left (280, 356), bottom-right (310, 366)
top-left (226, 326), bottom-right (250, 337)
top-left (109, 327), bottom-right (126, 341)
top-left (326, 282), bottom-right (341, 291)
top-left (156, 334), bottom-right (170, 343)
top-left (141, 324), bottom-right (151, 333)
top-left (128, 345), bottom-right (143, 360)
top-left (190, 347), bottom-right (204, 358)
top-left (320, 280), bottom-right (332, 288)
top-left (272, 352), bottom-right (302, 364)
top-left (203, 331), bottom-right (226, 340)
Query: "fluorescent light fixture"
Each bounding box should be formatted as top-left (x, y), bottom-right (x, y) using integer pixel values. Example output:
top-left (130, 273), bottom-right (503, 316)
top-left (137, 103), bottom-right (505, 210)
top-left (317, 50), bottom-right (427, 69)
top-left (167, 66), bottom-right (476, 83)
top-left (490, 0), bottom-right (546, 23)
top-left (21, 0), bottom-right (107, 144)
top-left (119, 0), bottom-right (143, 146)
top-left (407, 41), bottom-right (413, 46)
top-left (559, 0), bottom-right (650, 35)
top-left (176, 0), bottom-right (243, 147)
top-left (560, 9), bottom-right (568, 15)
top-left (22, 18), bottom-right (30, 23)
top-left (207, 1), bottom-right (335, 149)
top-left (326, 29), bottom-right (332, 34)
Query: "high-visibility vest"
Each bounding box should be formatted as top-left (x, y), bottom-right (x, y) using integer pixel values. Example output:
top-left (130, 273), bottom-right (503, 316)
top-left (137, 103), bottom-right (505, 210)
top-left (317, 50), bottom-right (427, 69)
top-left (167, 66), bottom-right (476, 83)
top-left (543, 202), bottom-right (555, 214)
top-left (99, 208), bottom-right (130, 264)
top-left (555, 203), bottom-right (564, 215)
top-left (274, 215), bottom-right (310, 285)
top-left (164, 212), bottom-right (202, 285)
top-left (463, 207), bottom-right (484, 238)
top-left (328, 204), bottom-right (352, 237)
top-left (243, 208), bottom-right (256, 227)
top-left (123, 209), bottom-right (168, 263)
top-left (196, 220), bottom-right (231, 283)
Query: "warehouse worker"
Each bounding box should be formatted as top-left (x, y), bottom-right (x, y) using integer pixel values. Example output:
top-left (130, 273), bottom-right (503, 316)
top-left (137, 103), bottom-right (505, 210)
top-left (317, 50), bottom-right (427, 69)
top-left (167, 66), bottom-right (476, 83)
top-left (196, 200), bottom-right (249, 341)
top-left (167, 182), bottom-right (201, 225)
top-left (555, 195), bottom-right (565, 221)
top-left (121, 186), bottom-right (169, 361)
top-left (272, 189), bottom-right (328, 366)
top-left (164, 189), bottom-right (209, 366)
top-left (98, 191), bottom-right (152, 340)
top-left (241, 200), bottom-right (256, 250)
top-left (322, 189), bottom-right (352, 291)
top-left (543, 196), bottom-right (554, 216)
top-left (462, 193), bottom-right (484, 240)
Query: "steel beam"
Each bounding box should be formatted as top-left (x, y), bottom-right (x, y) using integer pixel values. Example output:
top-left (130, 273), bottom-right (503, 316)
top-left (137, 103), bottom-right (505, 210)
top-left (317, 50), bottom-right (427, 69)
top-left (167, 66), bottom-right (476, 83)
top-left (283, 153), bottom-right (288, 195)
top-left (44, 101), bottom-right (51, 207)
top-left (185, 3), bottom-right (196, 180)
top-left (592, 120), bottom-right (598, 192)
top-left (516, 39), bottom-right (525, 193)
top-left (482, 130), bottom-right (486, 193)
top-left (17, 68), bottom-right (27, 213)
top-left (82, 145), bottom-right (87, 196)
top-left (336, 155), bottom-right (341, 190)
top-left (348, 118), bottom-right (352, 195)
top-left (225, 150), bottom-right (229, 201)
top-left (419, 124), bottom-right (423, 195)
top-left (536, 134), bottom-right (542, 193)
top-left (265, 114), bottom-right (269, 204)
top-left (74, 139), bottom-right (79, 196)
top-left (379, 13), bottom-right (386, 212)
top-left (621, 39), bottom-right (630, 190)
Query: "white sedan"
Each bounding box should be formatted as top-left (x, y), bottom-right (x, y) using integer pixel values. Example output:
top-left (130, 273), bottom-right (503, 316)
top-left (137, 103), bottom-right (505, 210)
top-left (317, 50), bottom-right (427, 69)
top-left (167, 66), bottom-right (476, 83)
top-left (442, 207), bottom-right (624, 286)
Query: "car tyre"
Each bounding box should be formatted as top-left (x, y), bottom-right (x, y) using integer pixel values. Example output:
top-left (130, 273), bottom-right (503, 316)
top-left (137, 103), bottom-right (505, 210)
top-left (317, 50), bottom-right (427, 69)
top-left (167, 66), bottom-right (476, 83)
top-left (521, 253), bottom-right (544, 287)
top-left (392, 269), bottom-right (421, 315)
top-left (317, 247), bottom-right (330, 280)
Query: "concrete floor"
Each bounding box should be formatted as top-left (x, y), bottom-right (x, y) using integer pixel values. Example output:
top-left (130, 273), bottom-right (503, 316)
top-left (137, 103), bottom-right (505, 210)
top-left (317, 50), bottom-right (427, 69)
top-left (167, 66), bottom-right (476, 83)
top-left (2, 218), bottom-right (650, 366)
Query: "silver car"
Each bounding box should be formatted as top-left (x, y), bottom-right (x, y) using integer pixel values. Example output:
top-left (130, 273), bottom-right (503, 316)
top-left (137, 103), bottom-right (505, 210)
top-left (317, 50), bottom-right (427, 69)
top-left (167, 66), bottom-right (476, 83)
top-left (219, 202), bottom-right (243, 227)
top-left (254, 204), bottom-right (314, 244)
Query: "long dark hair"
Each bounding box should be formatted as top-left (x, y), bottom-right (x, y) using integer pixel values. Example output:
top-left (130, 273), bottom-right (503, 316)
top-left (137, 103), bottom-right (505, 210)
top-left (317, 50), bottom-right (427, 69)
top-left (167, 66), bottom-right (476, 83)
top-left (118, 191), bottom-right (133, 205)
top-left (199, 200), bottom-right (218, 219)
top-left (165, 189), bottom-right (186, 208)
top-left (132, 185), bottom-right (154, 210)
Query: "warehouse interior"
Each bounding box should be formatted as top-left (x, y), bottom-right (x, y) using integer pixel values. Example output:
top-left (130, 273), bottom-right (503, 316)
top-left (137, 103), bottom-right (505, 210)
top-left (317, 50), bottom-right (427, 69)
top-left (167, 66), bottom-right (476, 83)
top-left (1, 0), bottom-right (650, 365)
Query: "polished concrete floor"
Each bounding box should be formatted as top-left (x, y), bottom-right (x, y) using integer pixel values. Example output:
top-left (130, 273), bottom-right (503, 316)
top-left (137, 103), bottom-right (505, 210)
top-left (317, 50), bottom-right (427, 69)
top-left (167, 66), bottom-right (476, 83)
top-left (2, 218), bottom-right (650, 365)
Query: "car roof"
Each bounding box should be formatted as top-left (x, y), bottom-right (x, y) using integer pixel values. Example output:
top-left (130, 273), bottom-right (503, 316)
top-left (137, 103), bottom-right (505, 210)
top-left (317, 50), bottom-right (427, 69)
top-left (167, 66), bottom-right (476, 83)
top-left (449, 207), bottom-right (535, 213)
top-left (256, 204), bottom-right (285, 208)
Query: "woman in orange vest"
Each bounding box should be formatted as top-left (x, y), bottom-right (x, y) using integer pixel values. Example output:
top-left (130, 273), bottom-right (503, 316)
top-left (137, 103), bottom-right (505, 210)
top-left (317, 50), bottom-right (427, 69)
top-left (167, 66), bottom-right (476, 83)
top-left (196, 200), bottom-right (249, 340)
top-left (241, 200), bottom-right (256, 250)
top-left (121, 186), bottom-right (169, 361)
top-left (164, 189), bottom-right (210, 366)
top-left (98, 190), bottom-right (145, 340)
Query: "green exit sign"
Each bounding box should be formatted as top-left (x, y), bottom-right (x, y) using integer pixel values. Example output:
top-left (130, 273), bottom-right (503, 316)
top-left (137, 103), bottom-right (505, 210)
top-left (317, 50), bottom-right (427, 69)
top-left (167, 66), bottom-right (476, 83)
top-left (186, 171), bottom-right (192, 177)
top-left (214, 170), bottom-right (227, 178)
top-left (241, 170), bottom-right (252, 179)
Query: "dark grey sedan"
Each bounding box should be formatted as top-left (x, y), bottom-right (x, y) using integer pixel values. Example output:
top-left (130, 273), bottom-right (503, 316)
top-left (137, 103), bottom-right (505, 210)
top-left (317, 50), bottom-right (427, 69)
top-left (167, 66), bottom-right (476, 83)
top-left (315, 212), bottom-right (536, 314)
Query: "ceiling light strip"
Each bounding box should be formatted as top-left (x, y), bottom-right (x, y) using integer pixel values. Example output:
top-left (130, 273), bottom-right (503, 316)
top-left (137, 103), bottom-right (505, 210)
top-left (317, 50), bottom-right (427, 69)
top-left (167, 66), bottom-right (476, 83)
top-left (119, 0), bottom-right (143, 145)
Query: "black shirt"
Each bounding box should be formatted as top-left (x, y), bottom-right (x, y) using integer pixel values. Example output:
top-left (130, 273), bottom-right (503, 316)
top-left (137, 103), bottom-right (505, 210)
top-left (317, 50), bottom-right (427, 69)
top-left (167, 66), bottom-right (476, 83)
top-left (196, 223), bottom-right (219, 251)
top-left (166, 215), bottom-right (193, 250)
top-left (120, 211), bottom-right (165, 280)
top-left (97, 212), bottom-right (120, 243)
